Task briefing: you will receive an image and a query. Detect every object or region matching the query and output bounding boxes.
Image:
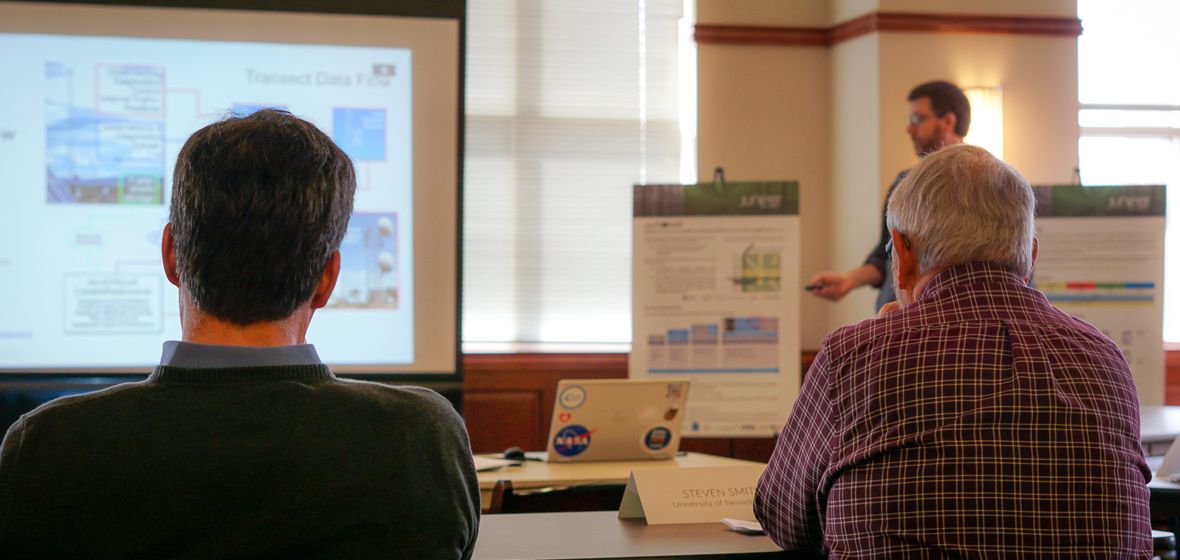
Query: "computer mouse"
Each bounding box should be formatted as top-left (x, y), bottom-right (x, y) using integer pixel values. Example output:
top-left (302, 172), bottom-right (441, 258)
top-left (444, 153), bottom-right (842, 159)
top-left (502, 446), bottom-right (526, 461)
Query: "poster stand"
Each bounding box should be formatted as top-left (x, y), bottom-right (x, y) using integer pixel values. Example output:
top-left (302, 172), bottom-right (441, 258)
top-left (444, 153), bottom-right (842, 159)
top-left (1032, 184), bottom-right (1166, 404)
top-left (629, 174), bottom-right (801, 437)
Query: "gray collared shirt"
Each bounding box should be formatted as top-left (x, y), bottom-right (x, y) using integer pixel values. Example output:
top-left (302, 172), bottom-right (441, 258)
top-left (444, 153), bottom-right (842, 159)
top-left (159, 341), bottom-right (322, 369)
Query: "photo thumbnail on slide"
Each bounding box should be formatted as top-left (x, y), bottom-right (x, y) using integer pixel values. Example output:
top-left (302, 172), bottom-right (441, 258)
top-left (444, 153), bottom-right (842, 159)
top-left (333, 212), bottom-right (401, 310)
top-left (46, 62), bottom-right (166, 204)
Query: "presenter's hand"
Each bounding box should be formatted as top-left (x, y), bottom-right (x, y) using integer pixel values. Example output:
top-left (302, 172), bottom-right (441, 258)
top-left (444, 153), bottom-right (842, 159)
top-left (807, 271), bottom-right (854, 301)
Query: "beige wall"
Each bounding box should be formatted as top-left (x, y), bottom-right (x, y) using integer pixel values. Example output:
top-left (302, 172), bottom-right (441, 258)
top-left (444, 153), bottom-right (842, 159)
top-left (827, 34), bottom-right (882, 335)
top-left (833, 0), bottom-right (879, 23)
top-left (696, 41), bottom-right (833, 349)
top-left (696, 0), bottom-right (1080, 348)
top-left (834, 0), bottom-right (1077, 20)
top-left (697, 0), bottom-right (829, 27)
top-left (879, 33), bottom-right (1080, 188)
top-left (880, 0), bottom-right (1076, 18)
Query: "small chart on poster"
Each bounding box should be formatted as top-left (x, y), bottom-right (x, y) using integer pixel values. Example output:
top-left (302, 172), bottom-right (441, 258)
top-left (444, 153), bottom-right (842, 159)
top-left (630, 181), bottom-right (801, 437)
top-left (1033, 184), bottom-right (1166, 404)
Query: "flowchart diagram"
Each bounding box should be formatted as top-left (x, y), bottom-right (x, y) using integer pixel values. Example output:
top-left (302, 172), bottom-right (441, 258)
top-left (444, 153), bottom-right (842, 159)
top-left (0, 32), bottom-right (415, 367)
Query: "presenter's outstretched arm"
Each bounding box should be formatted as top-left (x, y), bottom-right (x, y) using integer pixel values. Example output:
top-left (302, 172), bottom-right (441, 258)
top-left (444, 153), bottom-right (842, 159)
top-left (807, 264), bottom-right (883, 301)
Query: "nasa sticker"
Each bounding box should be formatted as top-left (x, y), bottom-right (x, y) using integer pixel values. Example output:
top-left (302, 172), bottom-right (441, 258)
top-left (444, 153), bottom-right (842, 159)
top-left (553, 424), bottom-right (592, 457)
top-left (643, 426), bottom-right (673, 452)
top-left (558, 385), bottom-right (587, 410)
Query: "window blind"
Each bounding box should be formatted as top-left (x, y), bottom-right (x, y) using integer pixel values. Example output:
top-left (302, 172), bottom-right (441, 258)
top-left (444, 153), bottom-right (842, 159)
top-left (463, 0), bottom-right (691, 345)
top-left (1077, 0), bottom-right (1180, 342)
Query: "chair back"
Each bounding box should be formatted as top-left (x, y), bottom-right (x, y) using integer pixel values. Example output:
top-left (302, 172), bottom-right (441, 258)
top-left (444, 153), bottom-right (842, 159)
top-left (488, 479), bottom-right (626, 514)
top-left (1155, 529), bottom-right (1176, 560)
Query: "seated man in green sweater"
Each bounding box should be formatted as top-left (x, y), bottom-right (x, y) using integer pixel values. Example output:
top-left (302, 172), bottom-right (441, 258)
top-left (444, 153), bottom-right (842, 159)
top-left (0, 110), bottom-right (480, 559)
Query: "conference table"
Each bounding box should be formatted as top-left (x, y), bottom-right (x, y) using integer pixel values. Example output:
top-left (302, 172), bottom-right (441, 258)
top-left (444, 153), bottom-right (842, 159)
top-left (473, 510), bottom-right (815, 559)
top-left (474, 451), bottom-right (764, 511)
top-left (470, 405), bottom-right (1180, 553)
top-left (1131, 406), bottom-right (1180, 536)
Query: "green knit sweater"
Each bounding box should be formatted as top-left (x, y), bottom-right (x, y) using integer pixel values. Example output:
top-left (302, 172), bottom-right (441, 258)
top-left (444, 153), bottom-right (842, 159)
top-left (0, 364), bottom-right (480, 559)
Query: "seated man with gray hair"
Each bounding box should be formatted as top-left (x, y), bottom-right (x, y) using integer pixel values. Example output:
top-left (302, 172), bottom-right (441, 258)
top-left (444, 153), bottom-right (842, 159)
top-left (755, 144), bottom-right (1151, 557)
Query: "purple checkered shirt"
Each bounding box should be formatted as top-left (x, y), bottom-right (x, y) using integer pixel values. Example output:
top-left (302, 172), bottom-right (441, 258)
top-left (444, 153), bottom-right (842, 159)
top-left (755, 262), bottom-right (1152, 558)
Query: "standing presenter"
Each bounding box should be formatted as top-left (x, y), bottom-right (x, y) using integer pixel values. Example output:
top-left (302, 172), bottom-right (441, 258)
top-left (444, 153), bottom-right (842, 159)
top-left (808, 81), bottom-right (970, 312)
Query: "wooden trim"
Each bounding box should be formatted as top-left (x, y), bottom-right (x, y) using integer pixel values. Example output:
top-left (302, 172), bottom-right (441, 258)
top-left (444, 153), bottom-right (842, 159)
top-left (1168, 349), bottom-right (1180, 405)
top-left (694, 24), bottom-right (826, 47)
top-left (827, 13), bottom-right (879, 45)
top-left (464, 353), bottom-right (629, 377)
top-left (696, 11), bottom-right (1082, 47)
top-left (873, 12), bottom-right (1083, 38)
top-left (464, 352), bottom-right (816, 379)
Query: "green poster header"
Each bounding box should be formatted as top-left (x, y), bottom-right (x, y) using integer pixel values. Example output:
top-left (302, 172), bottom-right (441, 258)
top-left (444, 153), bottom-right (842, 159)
top-left (633, 181), bottom-right (799, 217)
top-left (1034, 185), bottom-right (1166, 218)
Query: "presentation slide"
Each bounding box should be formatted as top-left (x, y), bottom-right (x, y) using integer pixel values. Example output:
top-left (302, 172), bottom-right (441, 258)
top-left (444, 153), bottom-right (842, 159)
top-left (0, 3), bottom-right (459, 374)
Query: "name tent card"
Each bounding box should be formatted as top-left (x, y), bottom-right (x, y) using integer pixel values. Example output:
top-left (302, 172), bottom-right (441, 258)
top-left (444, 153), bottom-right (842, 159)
top-left (618, 464), bottom-right (765, 525)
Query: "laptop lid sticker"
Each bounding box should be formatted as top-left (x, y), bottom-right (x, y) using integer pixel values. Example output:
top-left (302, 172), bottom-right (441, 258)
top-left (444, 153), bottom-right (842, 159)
top-left (643, 426), bottom-right (672, 452)
top-left (553, 424), bottom-right (594, 457)
top-left (558, 385), bottom-right (587, 409)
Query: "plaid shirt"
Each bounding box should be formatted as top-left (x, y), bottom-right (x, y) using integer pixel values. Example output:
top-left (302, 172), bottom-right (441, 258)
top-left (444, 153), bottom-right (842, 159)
top-left (755, 262), bottom-right (1152, 558)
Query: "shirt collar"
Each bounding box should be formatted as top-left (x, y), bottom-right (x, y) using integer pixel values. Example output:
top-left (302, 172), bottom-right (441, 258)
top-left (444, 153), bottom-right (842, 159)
top-left (160, 340), bottom-right (323, 369)
top-left (918, 262), bottom-right (1028, 303)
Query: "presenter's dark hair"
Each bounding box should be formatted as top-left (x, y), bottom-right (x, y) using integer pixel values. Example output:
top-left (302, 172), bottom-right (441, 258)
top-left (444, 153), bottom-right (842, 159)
top-left (908, 81), bottom-right (971, 137)
top-left (169, 109), bottom-right (355, 324)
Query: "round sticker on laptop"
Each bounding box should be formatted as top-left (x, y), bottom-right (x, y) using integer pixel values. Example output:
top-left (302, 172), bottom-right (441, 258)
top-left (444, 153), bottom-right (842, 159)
top-left (553, 424), bottom-right (592, 456)
top-left (558, 385), bottom-right (587, 410)
top-left (643, 426), bottom-right (673, 452)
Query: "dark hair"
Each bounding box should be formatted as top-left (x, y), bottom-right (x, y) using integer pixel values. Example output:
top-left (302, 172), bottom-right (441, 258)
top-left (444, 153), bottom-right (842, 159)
top-left (908, 81), bottom-right (971, 137)
top-left (169, 109), bottom-right (355, 324)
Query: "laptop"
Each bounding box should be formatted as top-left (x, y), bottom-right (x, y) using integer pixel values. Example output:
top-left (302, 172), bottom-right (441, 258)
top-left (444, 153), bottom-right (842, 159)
top-left (545, 379), bottom-right (690, 462)
top-left (1156, 435), bottom-right (1180, 482)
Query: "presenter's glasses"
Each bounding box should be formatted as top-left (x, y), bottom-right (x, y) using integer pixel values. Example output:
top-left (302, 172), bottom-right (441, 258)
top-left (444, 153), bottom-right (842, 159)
top-left (908, 113), bottom-right (936, 126)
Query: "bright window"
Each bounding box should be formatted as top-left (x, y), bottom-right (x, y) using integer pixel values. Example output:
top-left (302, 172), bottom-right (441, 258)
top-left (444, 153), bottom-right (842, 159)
top-left (463, 0), bottom-right (696, 349)
top-left (1078, 0), bottom-right (1180, 342)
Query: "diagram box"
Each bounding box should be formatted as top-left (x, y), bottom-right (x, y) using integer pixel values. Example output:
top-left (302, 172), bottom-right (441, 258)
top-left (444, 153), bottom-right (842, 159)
top-left (120, 175), bottom-right (162, 204)
top-left (97, 121), bottom-right (164, 168)
top-left (332, 107), bottom-right (386, 161)
top-left (96, 64), bottom-right (164, 117)
top-left (64, 274), bottom-right (163, 334)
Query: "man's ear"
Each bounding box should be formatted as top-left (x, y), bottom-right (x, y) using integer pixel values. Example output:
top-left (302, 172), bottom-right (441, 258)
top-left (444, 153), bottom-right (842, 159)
top-left (891, 228), bottom-right (919, 291)
top-left (162, 223), bottom-right (180, 288)
top-left (1027, 237), bottom-right (1039, 282)
top-left (310, 251), bottom-right (341, 310)
top-left (941, 111), bottom-right (958, 136)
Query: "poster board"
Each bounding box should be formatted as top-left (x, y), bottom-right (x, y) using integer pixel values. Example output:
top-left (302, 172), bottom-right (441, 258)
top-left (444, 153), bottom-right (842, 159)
top-left (630, 181), bottom-right (800, 437)
top-left (1033, 184), bottom-right (1166, 404)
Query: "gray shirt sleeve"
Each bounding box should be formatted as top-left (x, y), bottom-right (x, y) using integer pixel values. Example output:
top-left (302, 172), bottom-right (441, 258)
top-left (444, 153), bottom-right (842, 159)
top-left (863, 170), bottom-right (909, 282)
